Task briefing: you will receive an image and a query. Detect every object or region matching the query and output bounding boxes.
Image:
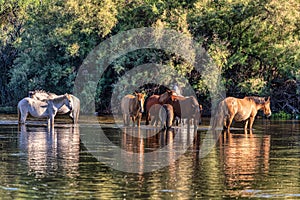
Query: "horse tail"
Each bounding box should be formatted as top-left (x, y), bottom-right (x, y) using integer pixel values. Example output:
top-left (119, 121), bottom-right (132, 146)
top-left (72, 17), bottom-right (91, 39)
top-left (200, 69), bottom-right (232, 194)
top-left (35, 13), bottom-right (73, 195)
top-left (73, 97), bottom-right (80, 124)
top-left (75, 103), bottom-right (80, 123)
top-left (159, 105), bottom-right (165, 128)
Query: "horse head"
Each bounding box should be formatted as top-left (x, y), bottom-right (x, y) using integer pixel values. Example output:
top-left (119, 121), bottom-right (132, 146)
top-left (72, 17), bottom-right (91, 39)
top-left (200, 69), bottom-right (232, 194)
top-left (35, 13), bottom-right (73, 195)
top-left (64, 94), bottom-right (73, 111)
top-left (135, 92), bottom-right (145, 113)
top-left (263, 96), bottom-right (271, 117)
top-left (28, 91), bottom-right (36, 98)
top-left (159, 90), bottom-right (176, 104)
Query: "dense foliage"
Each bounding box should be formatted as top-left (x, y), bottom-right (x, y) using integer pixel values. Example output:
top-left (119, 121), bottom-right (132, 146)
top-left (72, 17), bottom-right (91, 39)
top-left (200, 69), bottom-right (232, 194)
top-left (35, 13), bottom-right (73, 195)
top-left (0, 0), bottom-right (299, 115)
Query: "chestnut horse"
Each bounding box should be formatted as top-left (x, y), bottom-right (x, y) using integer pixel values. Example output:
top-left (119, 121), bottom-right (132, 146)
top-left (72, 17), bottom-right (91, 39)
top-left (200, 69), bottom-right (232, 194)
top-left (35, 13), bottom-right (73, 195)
top-left (215, 96), bottom-right (271, 131)
top-left (168, 95), bottom-right (202, 129)
top-left (145, 90), bottom-right (175, 125)
top-left (121, 93), bottom-right (145, 127)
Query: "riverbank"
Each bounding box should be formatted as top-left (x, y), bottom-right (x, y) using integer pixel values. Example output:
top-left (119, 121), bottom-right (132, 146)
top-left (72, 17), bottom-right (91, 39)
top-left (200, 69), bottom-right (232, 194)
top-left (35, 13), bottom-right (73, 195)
top-left (0, 106), bottom-right (16, 114)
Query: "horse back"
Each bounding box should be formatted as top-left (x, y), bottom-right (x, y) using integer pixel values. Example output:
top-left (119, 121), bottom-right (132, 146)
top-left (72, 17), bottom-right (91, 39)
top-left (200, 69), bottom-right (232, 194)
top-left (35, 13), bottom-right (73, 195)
top-left (223, 97), bottom-right (254, 121)
top-left (146, 95), bottom-right (160, 111)
top-left (18, 97), bottom-right (49, 117)
top-left (171, 96), bottom-right (199, 118)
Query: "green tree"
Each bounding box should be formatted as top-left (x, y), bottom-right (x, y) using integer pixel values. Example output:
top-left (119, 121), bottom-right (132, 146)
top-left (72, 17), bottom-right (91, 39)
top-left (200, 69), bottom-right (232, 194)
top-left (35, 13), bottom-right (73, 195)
top-left (189, 0), bottom-right (300, 96)
top-left (8, 0), bottom-right (118, 103)
top-left (0, 0), bottom-right (40, 104)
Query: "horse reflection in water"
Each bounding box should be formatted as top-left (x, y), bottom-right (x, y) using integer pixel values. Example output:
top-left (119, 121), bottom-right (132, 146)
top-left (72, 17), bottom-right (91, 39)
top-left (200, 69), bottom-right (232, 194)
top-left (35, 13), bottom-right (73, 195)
top-left (219, 130), bottom-right (270, 189)
top-left (19, 125), bottom-right (80, 178)
top-left (120, 127), bottom-right (196, 174)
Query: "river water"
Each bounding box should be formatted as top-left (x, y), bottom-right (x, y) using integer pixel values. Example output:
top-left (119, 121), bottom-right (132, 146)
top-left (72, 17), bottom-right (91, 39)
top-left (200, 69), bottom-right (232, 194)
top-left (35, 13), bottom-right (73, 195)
top-left (0, 115), bottom-right (299, 199)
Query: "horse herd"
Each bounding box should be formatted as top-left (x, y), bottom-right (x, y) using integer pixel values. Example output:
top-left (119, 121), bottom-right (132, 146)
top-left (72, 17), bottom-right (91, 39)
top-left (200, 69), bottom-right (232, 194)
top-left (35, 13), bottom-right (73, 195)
top-left (121, 90), bottom-right (202, 129)
top-left (17, 90), bottom-right (272, 131)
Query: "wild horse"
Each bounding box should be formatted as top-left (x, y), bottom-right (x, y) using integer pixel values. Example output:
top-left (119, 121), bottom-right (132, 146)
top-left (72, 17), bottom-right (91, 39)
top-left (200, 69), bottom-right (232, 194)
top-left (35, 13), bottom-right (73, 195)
top-left (168, 95), bottom-right (202, 129)
top-left (29, 90), bottom-right (80, 123)
top-left (121, 92), bottom-right (145, 127)
top-left (145, 90), bottom-right (176, 126)
top-left (18, 94), bottom-right (73, 128)
top-left (214, 96), bottom-right (271, 131)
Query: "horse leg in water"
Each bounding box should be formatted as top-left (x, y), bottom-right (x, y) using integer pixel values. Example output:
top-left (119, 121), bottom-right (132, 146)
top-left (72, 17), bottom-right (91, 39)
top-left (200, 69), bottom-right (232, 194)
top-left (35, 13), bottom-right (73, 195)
top-left (137, 113), bottom-right (142, 127)
top-left (123, 113), bottom-right (128, 126)
top-left (244, 119), bottom-right (249, 130)
top-left (186, 118), bottom-right (191, 129)
top-left (71, 109), bottom-right (80, 124)
top-left (146, 112), bottom-right (150, 125)
top-left (193, 117), bottom-right (198, 129)
top-left (49, 115), bottom-right (55, 128)
top-left (131, 115), bottom-right (136, 127)
top-left (224, 114), bottom-right (234, 131)
top-left (19, 109), bottom-right (28, 124)
top-left (127, 114), bottom-right (131, 126)
top-left (47, 117), bottom-right (51, 129)
top-left (223, 115), bottom-right (229, 129)
top-left (248, 116), bottom-right (255, 130)
top-left (152, 113), bottom-right (160, 126)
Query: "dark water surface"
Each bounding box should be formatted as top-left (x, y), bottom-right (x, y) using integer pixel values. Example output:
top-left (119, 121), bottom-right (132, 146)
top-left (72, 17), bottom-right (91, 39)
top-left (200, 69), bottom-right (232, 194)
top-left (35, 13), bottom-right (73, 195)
top-left (0, 115), bottom-right (299, 199)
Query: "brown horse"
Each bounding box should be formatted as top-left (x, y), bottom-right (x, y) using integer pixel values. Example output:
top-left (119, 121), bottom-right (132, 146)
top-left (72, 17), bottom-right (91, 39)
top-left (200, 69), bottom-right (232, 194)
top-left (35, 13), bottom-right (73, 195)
top-left (168, 95), bottom-right (202, 129)
top-left (145, 90), bottom-right (175, 125)
top-left (121, 93), bottom-right (145, 127)
top-left (215, 96), bottom-right (271, 131)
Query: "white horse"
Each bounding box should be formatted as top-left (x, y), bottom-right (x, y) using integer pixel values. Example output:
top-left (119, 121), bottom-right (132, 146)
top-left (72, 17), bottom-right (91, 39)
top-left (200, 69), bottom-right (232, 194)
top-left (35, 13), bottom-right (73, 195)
top-left (18, 94), bottom-right (73, 128)
top-left (29, 90), bottom-right (80, 123)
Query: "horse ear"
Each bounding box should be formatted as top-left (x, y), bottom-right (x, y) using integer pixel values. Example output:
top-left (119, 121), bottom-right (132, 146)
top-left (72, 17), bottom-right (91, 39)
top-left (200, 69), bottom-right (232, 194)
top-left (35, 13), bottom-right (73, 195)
top-left (266, 96), bottom-right (270, 102)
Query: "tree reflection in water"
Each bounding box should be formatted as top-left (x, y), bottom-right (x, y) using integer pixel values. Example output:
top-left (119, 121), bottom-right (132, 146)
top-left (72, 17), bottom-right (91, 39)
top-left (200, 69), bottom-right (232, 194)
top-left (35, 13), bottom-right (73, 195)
top-left (19, 125), bottom-right (80, 178)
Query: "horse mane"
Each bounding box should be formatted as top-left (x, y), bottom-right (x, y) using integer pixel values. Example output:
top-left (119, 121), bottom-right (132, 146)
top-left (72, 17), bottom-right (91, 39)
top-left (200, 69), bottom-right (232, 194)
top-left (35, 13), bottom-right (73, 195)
top-left (48, 94), bottom-right (67, 103)
top-left (158, 90), bottom-right (174, 103)
top-left (31, 90), bottom-right (56, 96)
top-left (245, 96), bottom-right (266, 104)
